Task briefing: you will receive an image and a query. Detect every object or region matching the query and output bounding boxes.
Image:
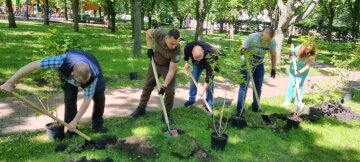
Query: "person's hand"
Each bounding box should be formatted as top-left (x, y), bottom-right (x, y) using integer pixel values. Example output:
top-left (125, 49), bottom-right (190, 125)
top-left (295, 70), bottom-right (301, 77)
top-left (147, 49), bottom-right (155, 60)
top-left (68, 120), bottom-right (78, 132)
top-left (198, 87), bottom-right (206, 97)
top-left (184, 62), bottom-right (191, 75)
top-left (158, 85), bottom-right (167, 95)
top-left (271, 69), bottom-right (276, 78)
top-left (0, 82), bottom-right (15, 93)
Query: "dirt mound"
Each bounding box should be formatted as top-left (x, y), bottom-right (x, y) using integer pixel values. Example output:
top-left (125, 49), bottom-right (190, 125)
top-left (67, 156), bottom-right (113, 162)
top-left (316, 101), bottom-right (360, 122)
top-left (55, 135), bottom-right (117, 153)
top-left (115, 136), bottom-right (159, 160)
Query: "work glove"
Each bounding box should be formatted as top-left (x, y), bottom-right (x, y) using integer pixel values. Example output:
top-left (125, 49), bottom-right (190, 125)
top-left (271, 69), bottom-right (276, 78)
top-left (147, 49), bottom-right (155, 60)
top-left (158, 85), bottom-right (167, 95)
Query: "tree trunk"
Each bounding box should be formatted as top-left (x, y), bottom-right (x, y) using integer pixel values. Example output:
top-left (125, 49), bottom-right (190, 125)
top-left (73, 0), bottom-right (79, 32)
top-left (179, 18), bottom-right (183, 29)
top-left (132, 0), bottom-right (142, 57)
top-left (228, 23), bottom-right (234, 40)
top-left (93, 10), bottom-right (96, 17)
top-left (271, 0), bottom-right (319, 64)
top-left (219, 20), bottom-right (224, 33)
top-left (141, 1), bottom-right (145, 30)
top-left (64, 0), bottom-right (68, 20)
top-left (99, 7), bottom-right (102, 18)
top-left (148, 16), bottom-right (152, 29)
top-left (44, 0), bottom-right (49, 25)
top-left (209, 22), bottom-right (214, 34)
top-left (326, 0), bottom-right (335, 41)
top-left (110, 0), bottom-right (116, 32)
top-left (195, 0), bottom-right (210, 41)
top-left (5, 0), bottom-right (17, 28)
top-left (274, 29), bottom-right (285, 64)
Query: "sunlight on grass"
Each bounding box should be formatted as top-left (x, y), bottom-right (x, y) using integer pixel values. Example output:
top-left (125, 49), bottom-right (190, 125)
top-left (131, 126), bottom-right (152, 137)
top-left (31, 134), bottom-right (50, 143)
top-left (228, 134), bottom-right (242, 144)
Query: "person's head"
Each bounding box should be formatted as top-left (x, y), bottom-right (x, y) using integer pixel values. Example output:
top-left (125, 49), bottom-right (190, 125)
top-left (71, 63), bottom-right (91, 84)
top-left (165, 29), bottom-right (180, 49)
top-left (301, 43), bottom-right (318, 58)
top-left (192, 45), bottom-right (204, 61)
top-left (261, 28), bottom-right (275, 42)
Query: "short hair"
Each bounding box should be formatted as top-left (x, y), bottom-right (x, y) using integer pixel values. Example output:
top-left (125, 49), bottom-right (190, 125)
top-left (73, 63), bottom-right (91, 81)
top-left (264, 28), bottom-right (275, 37)
top-left (167, 29), bottom-right (180, 39)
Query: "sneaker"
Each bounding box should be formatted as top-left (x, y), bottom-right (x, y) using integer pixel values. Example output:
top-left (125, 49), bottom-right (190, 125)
top-left (130, 106), bottom-right (146, 118)
top-left (184, 101), bottom-right (195, 108)
top-left (92, 125), bottom-right (109, 133)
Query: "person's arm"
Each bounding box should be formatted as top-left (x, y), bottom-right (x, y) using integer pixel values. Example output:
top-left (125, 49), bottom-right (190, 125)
top-left (270, 50), bottom-right (276, 69)
top-left (183, 44), bottom-right (191, 74)
top-left (68, 79), bottom-right (97, 131)
top-left (0, 60), bottom-right (41, 92)
top-left (163, 62), bottom-right (178, 87)
top-left (298, 56), bottom-right (313, 74)
top-left (146, 29), bottom-right (155, 49)
top-left (68, 98), bottom-right (91, 131)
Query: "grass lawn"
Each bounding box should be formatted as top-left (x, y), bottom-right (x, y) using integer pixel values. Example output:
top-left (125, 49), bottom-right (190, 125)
top-left (0, 20), bottom-right (347, 98)
top-left (0, 91), bottom-right (359, 162)
top-left (1, 20), bottom-right (359, 161)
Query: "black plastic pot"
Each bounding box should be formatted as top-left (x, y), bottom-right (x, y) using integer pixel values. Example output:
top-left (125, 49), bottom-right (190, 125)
top-left (211, 132), bottom-right (228, 151)
top-left (45, 122), bottom-right (64, 140)
top-left (309, 107), bottom-right (323, 122)
top-left (129, 72), bottom-right (138, 80)
top-left (230, 115), bottom-right (247, 128)
top-left (343, 92), bottom-right (353, 101)
top-left (261, 115), bottom-right (271, 124)
top-left (285, 116), bottom-right (302, 129)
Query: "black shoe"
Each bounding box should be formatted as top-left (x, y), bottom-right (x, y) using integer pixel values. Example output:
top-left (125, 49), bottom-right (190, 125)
top-left (184, 101), bottom-right (195, 108)
top-left (92, 125), bottom-right (109, 133)
top-left (161, 113), bottom-right (173, 125)
top-left (131, 106), bottom-right (146, 118)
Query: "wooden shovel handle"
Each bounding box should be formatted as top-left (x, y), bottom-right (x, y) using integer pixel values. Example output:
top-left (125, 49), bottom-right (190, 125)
top-left (11, 92), bottom-right (92, 141)
top-left (190, 75), bottom-right (214, 114)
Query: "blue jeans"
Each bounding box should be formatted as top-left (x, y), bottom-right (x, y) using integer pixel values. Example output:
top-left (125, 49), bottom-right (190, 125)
top-left (236, 63), bottom-right (265, 113)
top-left (188, 62), bottom-right (214, 108)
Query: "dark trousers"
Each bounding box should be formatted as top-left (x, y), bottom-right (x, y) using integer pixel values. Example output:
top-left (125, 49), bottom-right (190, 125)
top-left (62, 82), bottom-right (105, 126)
top-left (139, 63), bottom-right (176, 112)
top-left (236, 63), bottom-right (265, 113)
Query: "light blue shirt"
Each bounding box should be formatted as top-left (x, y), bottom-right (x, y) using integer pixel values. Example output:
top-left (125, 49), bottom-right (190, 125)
top-left (242, 32), bottom-right (276, 65)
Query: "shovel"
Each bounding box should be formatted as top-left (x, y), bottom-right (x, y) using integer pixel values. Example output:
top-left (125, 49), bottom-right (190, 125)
top-left (150, 58), bottom-right (178, 137)
top-left (189, 74), bottom-right (214, 115)
top-left (10, 92), bottom-right (105, 149)
top-left (290, 44), bottom-right (305, 117)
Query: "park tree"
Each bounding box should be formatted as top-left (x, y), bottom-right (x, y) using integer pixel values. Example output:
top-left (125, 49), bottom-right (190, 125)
top-left (73, 0), bottom-right (80, 32)
top-left (105, 0), bottom-right (116, 32)
top-left (145, 0), bottom-right (156, 29)
top-left (212, 0), bottom-right (243, 39)
top-left (319, 0), bottom-right (340, 40)
top-left (195, 0), bottom-right (212, 41)
top-left (64, 0), bottom-right (68, 20)
top-left (167, 0), bottom-right (194, 29)
top-left (132, 0), bottom-right (142, 57)
top-left (5, 0), bottom-right (17, 28)
top-left (268, 0), bottom-right (319, 64)
top-left (44, 0), bottom-right (50, 25)
top-left (346, 0), bottom-right (360, 39)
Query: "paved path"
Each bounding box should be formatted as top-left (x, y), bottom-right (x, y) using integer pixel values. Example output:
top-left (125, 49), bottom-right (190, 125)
top-left (1, 70), bottom-right (359, 135)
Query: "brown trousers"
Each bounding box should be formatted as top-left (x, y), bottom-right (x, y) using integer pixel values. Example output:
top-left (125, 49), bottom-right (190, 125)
top-left (139, 62), bottom-right (176, 111)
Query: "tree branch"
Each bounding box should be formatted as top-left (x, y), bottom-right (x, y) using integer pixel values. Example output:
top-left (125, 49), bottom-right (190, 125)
top-left (290, 0), bottom-right (319, 25)
top-left (277, 0), bottom-right (285, 8)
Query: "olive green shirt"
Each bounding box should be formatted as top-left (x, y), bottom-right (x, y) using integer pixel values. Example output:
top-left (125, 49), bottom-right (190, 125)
top-left (152, 29), bottom-right (181, 66)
